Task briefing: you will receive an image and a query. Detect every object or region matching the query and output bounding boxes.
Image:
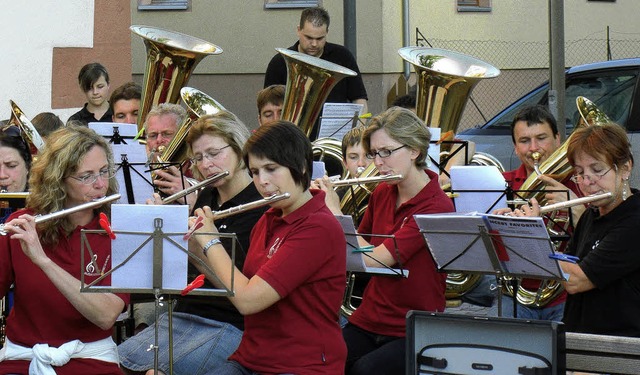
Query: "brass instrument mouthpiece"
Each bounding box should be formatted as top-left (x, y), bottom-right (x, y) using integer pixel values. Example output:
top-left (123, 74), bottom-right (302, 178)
top-left (531, 152), bottom-right (542, 175)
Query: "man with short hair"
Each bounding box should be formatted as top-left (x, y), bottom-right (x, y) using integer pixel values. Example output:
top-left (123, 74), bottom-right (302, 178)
top-left (109, 82), bottom-right (141, 124)
top-left (495, 105), bottom-right (583, 321)
top-left (264, 7), bottom-right (368, 138)
top-left (257, 84), bottom-right (284, 126)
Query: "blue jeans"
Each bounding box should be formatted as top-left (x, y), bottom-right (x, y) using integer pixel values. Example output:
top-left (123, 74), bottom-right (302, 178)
top-left (212, 360), bottom-right (295, 375)
top-left (118, 312), bottom-right (242, 375)
top-left (492, 295), bottom-right (565, 321)
top-left (343, 323), bottom-right (405, 375)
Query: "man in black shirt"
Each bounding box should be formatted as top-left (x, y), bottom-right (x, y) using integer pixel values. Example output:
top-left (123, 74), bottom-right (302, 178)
top-left (264, 7), bottom-right (368, 139)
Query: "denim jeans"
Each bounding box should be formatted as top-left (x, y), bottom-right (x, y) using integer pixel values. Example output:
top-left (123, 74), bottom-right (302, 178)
top-left (118, 312), bottom-right (242, 375)
top-left (492, 295), bottom-right (565, 321)
top-left (343, 323), bottom-right (405, 375)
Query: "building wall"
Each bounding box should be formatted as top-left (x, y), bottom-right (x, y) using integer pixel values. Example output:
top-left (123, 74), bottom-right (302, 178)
top-left (0, 0), bottom-right (131, 122)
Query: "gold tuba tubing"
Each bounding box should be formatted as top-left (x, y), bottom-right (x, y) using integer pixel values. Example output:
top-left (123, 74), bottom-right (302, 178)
top-left (130, 25), bottom-right (222, 133)
top-left (398, 47), bottom-right (500, 133)
top-left (278, 48), bottom-right (357, 137)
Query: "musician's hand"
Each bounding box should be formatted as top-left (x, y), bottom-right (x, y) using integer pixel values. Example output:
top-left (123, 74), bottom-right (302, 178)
top-left (5, 214), bottom-right (49, 267)
top-left (145, 193), bottom-right (163, 205)
top-left (154, 166), bottom-right (188, 195)
top-left (540, 175), bottom-right (577, 205)
top-left (512, 197), bottom-right (541, 217)
top-left (314, 176), bottom-right (342, 215)
top-left (492, 207), bottom-right (513, 216)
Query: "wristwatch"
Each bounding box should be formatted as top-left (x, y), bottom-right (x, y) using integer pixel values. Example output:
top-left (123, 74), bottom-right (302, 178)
top-left (202, 238), bottom-right (222, 257)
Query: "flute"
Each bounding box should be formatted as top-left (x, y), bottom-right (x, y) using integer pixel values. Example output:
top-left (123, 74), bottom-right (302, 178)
top-left (211, 193), bottom-right (290, 220)
top-left (0, 194), bottom-right (121, 235)
top-left (538, 192), bottom-right (612, 214)
top-left (162, 171), bottom-right (230, 204)
top-left (331, 174), bottom-right (403, 187)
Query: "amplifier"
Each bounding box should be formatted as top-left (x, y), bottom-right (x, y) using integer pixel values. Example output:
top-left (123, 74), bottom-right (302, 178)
top-left (406, 311), bottom-right (565, 375)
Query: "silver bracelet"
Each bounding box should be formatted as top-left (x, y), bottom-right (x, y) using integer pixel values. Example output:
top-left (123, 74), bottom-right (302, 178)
top-left (202, 238), bottom-right (222, 257)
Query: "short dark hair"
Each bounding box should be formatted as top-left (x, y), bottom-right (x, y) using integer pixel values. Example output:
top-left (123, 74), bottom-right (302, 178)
top-left (300, 7), bottom-right (330, 29)
top-left (31, 112), bottom-right (64, 138)
top-left (257, 84), bottom-right (285, 113)
top-left (391, 94), bottom-right (416, 110)
top-left (0, 127), bottom-right (32, 171)
top-left (510, 105), bottom-right (558, 143)
top-left (109, 82), bottom-right (141, 112)
top-left (243, 121), bottom-right (312, 190)
top-left (78, 62), bottom-right (110, 92)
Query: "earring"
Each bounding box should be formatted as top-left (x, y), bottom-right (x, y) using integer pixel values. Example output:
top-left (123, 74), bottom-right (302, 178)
top-left (622, 177), bottom-right (629, 201)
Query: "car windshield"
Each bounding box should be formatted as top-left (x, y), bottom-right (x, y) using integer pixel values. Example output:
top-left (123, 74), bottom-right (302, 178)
top-left (486, 68), bottom-right (637, 134)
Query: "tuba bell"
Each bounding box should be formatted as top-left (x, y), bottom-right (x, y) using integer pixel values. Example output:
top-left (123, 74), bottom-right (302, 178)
top-left (130, 25), bottom-right (222, 133)
top-left (7, 100), bottom-right (45, 154)
top-left (278, 48), bottom-right (357, 138)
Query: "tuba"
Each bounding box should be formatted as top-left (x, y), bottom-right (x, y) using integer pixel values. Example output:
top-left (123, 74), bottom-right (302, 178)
top-left (7, 100), bottom-right (45, 154)
top-left (130, 25), bottom-right (222, 133)
top-left (278, 48), bottom-right (357, 138)
top-left (505, 96), bottom-right (612, 307)
top-left (399, 47), bottom-right (500, 300)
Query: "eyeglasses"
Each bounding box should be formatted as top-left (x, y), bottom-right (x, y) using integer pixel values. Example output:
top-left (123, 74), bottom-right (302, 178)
top-left (365, 145), bottom-right (406, 160)
top-left (69, 168), bottom-right (116, 185)
top-left (570, 166), bottom-right (613, 184)
top-left (146, 131), bottom-right (175, 140)
top-left (191, 145), bottom-right (231, 164)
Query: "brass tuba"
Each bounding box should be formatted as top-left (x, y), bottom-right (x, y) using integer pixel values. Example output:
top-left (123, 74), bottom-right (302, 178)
top-left (505, 96), bottom-right (612, 307)
top-left (278, 48), bottom-right (357, 137)
top-left (398, 47), bottom-right (500, 133)
top-left (130, 25), bottom-right (222, 133)
top-left (8, 100), bottom-right (45, 154)
top-left (399, 47), bottom-right (500, 300)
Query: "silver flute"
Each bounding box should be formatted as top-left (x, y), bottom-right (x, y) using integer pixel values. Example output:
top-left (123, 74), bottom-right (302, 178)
top-left (162, 171), bottom-right (230, 204)
top-left (0, 194), bottom-right (121, 235)
top-left (331, 174), bottom-right (403, 187)
top-left (211, 193), bottom-right (290, 220)
top-left (538, 192), bottom-right (613, 214)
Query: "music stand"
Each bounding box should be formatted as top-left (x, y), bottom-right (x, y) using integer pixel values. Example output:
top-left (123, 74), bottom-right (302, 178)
top-left (415, 213), bottom-right (566, 317)
top-left (79, 204), bottom-right (238, 375)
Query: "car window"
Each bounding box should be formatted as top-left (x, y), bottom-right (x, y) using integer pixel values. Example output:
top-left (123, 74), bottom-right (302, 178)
top-left (486, 68), bottom-right (637, 134)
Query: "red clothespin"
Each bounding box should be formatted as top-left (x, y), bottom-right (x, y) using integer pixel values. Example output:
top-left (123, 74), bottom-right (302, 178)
top-left (181, 274), bottom-right (205, 296)
top-left (99, 212), bottom-right (116, 240)
top-left (183, 216), bottom-right (204, 240)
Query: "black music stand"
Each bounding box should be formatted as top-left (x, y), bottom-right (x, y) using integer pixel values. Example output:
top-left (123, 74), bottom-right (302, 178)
top-left (79, 204), bottom-right (238, 375)
top-left (415, 213), bottom-right (566, 318)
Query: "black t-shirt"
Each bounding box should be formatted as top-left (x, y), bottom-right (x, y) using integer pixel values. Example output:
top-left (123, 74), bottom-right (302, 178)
top-left (563, 190), bottom-right (640, 336)
top-left (264, 41), bottom-right (368, 104)
top-left (67, 103), bottom-right (114, 125)
top-left (173, 183), bottom-right (267, 330)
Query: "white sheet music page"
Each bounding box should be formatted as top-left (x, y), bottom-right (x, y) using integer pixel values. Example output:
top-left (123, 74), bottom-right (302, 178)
top-left (111, 204), bottom-right (189, 290)
top-left (318, 103), bottom-right (363, 140)
top-left (450, 165), bottom-right (507, 213)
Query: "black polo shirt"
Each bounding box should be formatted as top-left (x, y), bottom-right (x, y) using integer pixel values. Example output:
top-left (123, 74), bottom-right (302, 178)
top-left (264, 41), bottom-right (368, 104)
top-left (563, 190), bottom-right (640, 336)
top-left (67, 103), bottom-right (114, 125)
top-left (173, 182), bottom-right (267, 330)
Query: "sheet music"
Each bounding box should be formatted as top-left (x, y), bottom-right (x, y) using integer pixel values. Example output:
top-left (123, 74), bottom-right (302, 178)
top-left (318, 103), bottom-right (363, 139)
top-left (89, 122), bottom-right (139, 138)
top-left (415, 212), bottom-right (564, 280)
top-left (110, 204), bottom-right (189, 290)
top-left (450, 165), bottom-right (507, 213)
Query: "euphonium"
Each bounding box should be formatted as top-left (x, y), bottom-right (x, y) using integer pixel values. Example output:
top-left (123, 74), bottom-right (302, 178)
top-left (507, 97), bottom-right (613, 307)
top-left (130, 25), bottom-right (222, 133)
top-left (312, 137), bottom-right (347, 179)
top-left (278, 48), bottom-right (357, 137)
top-left (8, 100), bottom-right (45, 154)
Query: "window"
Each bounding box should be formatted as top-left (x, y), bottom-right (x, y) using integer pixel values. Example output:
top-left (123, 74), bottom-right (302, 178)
top-left (457, 0), bottom-right (491, 12)
top-left (264, 0), bottom-right (320, 10)
top-left (137, 0), bottom-right (189, 11)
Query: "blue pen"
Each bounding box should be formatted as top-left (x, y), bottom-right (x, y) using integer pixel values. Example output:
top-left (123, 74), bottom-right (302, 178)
top-left (549, 253), bottom-right (580, 264)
